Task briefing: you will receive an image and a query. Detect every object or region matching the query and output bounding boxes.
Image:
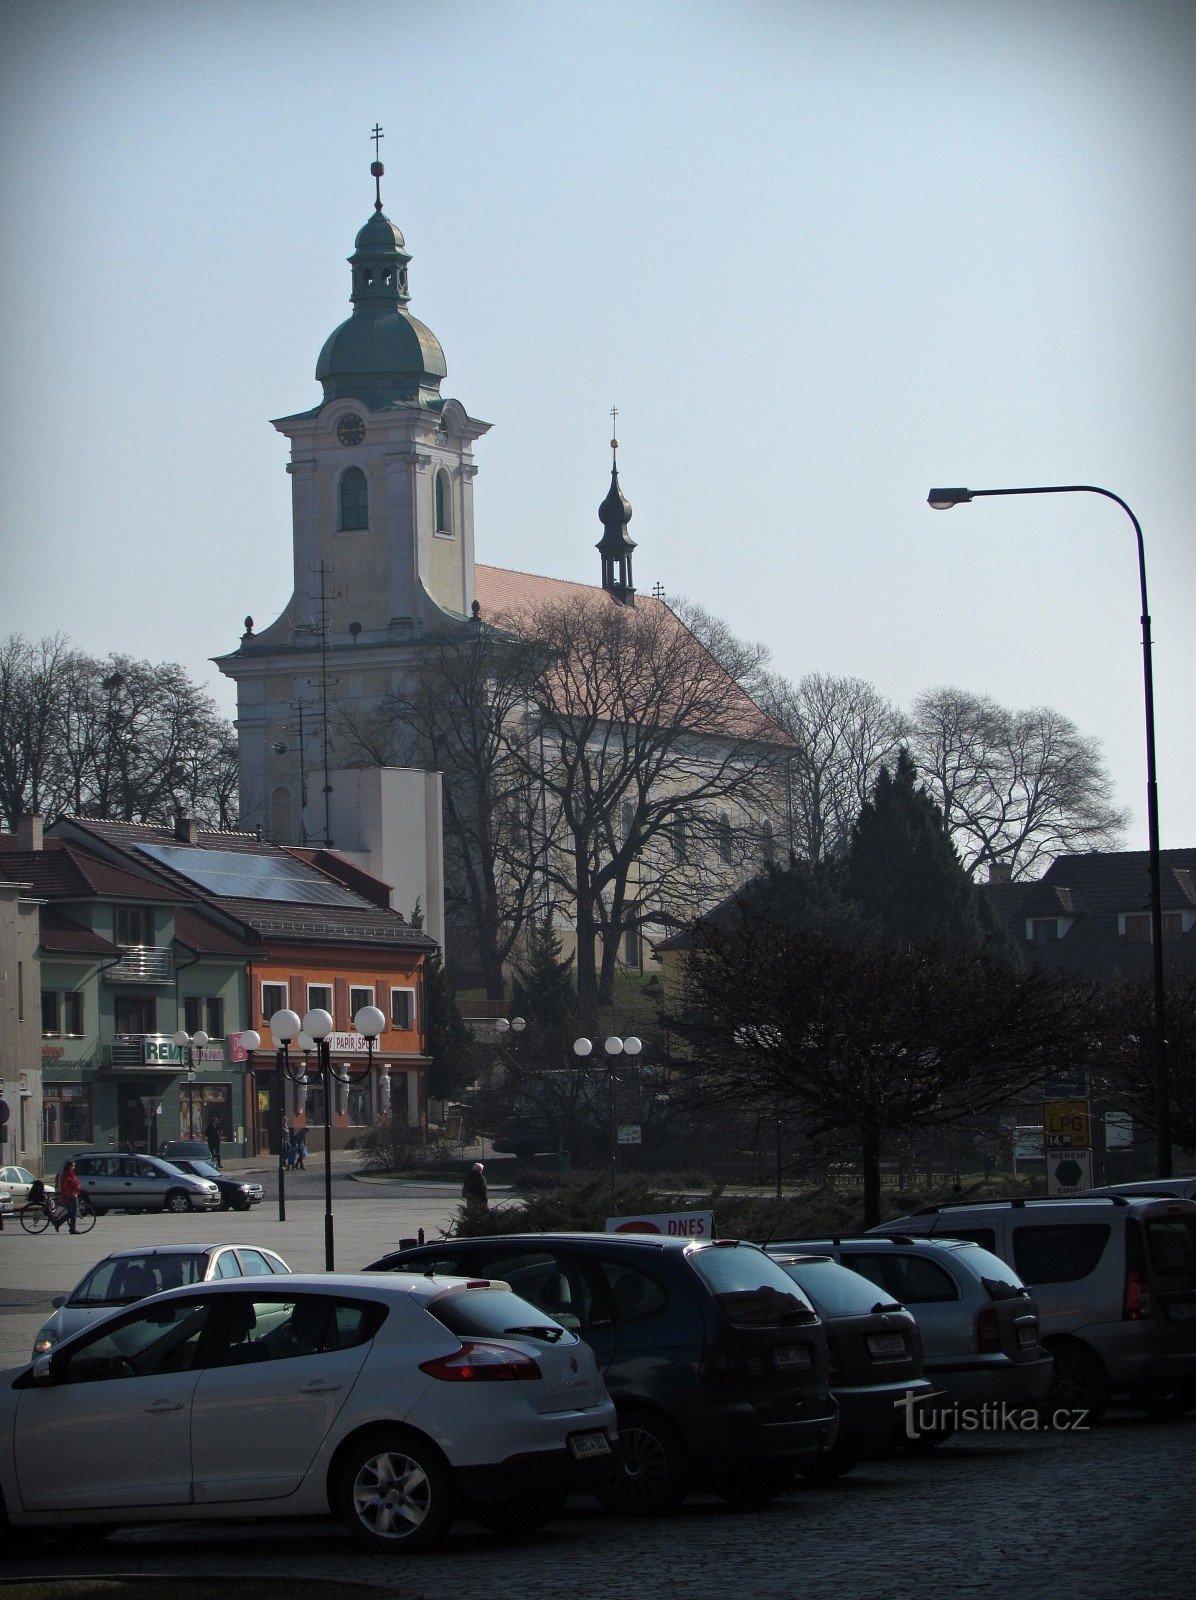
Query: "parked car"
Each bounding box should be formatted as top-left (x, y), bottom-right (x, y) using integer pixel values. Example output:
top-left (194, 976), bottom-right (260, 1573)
top-left (365, 1232), bottom-right (838, 1512)
top-left (1087, 1178), bottom-right (1196, 1202)
top-left (0, 1190), bottom-right (11, 1219)
top-left (166, 1158), bottom-right (263, 1212)
top-left (71, 1152), bottom-right (221, 1214)
top-left (771, 1236), bottom-right (1052, 1445)
top-left (0, 1166), bottom-right (46, 1205)
top-left (871, 1195), bottom-right (1196, 1419)
top-left (159, 1139), bottom-right (220, 1164)
top-left (771, 1252), bottom-right (934, 1477)
top-left (31, 1242), bottom-right (291, 1357)
top-left (2, 1273), bottom-right (618, 1551)
top-left (489, 1115), bottom-right (557, 1162)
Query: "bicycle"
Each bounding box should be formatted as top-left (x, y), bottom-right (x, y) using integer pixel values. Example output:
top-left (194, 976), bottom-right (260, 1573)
top-left (20, 1194), bottom-right (97, 1235)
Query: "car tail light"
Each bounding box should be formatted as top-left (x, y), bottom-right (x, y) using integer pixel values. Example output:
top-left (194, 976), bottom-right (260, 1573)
top-left (976, 1306), bottom-right (1002, 1353)
top-left (825, 1334), bottom-right (842, 1383)
top-left (419, 1340), bottom-right (542, 1381)
top-left (1123, 1269), bottom-right (1153, 1321)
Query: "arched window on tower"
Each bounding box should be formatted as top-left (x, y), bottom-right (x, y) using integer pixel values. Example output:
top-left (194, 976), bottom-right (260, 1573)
top-left (717, 811), bottom-right (734, 864)
top-left (340, 466), bottom-right (368, 531)
top-left (434, 468), bottom-right (453, 536)
top-left (761, 817), bottom-right (776, 865)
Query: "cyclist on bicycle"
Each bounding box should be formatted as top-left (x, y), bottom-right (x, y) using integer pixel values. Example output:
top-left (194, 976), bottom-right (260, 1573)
top-left (55, 1160), bottom-right (81, 1234)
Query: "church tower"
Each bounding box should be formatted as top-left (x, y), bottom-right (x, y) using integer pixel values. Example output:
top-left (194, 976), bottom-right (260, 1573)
top-left (217, 141), bottom-right (488, 853)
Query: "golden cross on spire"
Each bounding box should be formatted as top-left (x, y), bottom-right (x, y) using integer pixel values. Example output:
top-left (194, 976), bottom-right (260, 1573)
top-left (610, 405), bottom-right (619, 464)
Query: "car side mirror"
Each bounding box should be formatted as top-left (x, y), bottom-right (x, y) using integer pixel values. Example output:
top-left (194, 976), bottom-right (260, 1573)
top-left (51, 1295), bottom-right (66, 1309)
top-left (30, 1354), bottom-right (56, 1383)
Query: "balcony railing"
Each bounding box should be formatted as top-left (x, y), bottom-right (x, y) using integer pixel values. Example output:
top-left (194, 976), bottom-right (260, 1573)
top-left (103, 945), bottom-right (174, 984)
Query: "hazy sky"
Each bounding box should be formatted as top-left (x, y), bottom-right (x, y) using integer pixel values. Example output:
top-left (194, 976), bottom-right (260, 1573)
top-left (1, 0), bottom-right (1192, 852)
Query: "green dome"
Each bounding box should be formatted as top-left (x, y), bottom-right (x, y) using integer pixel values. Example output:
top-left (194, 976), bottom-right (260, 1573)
top-left (315, 208), bottom-right (447, 409)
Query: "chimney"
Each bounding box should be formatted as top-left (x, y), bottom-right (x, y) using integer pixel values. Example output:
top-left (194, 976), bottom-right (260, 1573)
top-left (987, 861), bottom-right (1012, 885)
top-left (174, 816), bottom-right (201, 845)
top-left (17, 814), bottom-right (43, 851)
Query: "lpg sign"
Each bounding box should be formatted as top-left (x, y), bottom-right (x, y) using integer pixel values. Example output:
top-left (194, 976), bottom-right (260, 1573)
top-left (605, 1210), bottom-right (714, 1238)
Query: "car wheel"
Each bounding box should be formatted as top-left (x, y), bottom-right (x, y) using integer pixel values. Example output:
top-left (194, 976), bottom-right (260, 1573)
top-left (1130, 1384), bottom-right (1196, 1421)
top-left (595, 1409), bottom-right (689, 1516)
top-left (468, 1488), bottom-right (568, 1536)
top-left (218, 1196), bottom-right (231, 1210)
top-left (336, 1429), bottom-right (458, 1553)
top-left (713, 1462), bottom-right (800, 1505)
top-left (797, 1441), bottom-right (867, 1484)
top-left (164, 1190), bottom-right (193, 1214)
top-left (1044, 1343), bottom-right (1110, 1423)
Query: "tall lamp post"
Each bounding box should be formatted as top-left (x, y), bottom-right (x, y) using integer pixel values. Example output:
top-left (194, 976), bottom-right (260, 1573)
top-left (927, 483), bottom-right (1170, 1177)
top-left (573, 1035), bottom-right (642, 1206)
top-left (278, 1005), bottom-right (384, 1269)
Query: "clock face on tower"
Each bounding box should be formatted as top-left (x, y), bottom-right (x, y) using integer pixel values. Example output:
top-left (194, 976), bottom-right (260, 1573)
top-left (336, 413), bottom-right (366, 446)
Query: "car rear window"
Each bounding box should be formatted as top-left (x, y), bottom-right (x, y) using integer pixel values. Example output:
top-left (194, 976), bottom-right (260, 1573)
top-left (949, 1245), bottom-right (1028, 1299)
top-left (778, 1256), bottom-right (895, 1317)
top-left (688, 1243), bottom-right (816, 1326)
top-left (846, 1252), bottom-right (960, 1304)
top-left (427, 1286), bottom-right (576, 1343)
top-left (935, 1225), bottom-right (998, 1252)
top-left (1146, 1218), bottom-right (1196, 1288)
top-left (1012, 1223), bottom-right (1111, 1284)
top-left (70, 1253), bottom-right (207, 1305)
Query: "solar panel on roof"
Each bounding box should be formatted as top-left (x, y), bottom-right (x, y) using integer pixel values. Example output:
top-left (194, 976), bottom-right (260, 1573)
top-left (136, 843), bottom-right (363, 907)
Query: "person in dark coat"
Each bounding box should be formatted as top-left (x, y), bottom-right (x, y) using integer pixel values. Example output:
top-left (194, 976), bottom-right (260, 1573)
top-left (206, 1119), bottom-right (222, 1168)
top-left (462, 1162), bottom-right (488, 1208)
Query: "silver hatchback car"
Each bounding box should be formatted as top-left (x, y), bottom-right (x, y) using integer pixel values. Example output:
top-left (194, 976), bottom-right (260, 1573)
top-left (71, 1152), bottom-right (221, 1214)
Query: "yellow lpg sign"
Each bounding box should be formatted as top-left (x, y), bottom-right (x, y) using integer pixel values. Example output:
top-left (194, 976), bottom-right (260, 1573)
top-left (1044, 1100), bottom-right (1090, 1151)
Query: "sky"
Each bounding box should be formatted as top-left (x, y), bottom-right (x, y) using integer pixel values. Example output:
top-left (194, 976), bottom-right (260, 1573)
top-left (1, 0), bottom-right (1192, 854)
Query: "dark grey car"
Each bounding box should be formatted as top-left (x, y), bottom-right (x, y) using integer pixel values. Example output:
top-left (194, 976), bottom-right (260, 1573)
top-left (72, 1152), bottom-right (221, 1214)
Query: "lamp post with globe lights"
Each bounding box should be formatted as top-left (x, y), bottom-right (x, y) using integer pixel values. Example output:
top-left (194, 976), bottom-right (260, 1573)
top-left (281, 1005), bottom-right (385, 1269)
top-left (573, 1034), bottom-right (642, 1206)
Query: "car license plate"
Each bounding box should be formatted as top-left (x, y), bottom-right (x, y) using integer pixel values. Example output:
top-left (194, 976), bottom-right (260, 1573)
top-left (774, 1344), bottom-right (812, 1368)
top-left (866, 1333), bottom-right (906, 1357)
top-left (1166, 1302), bottom-right (1196, 1320)
top-left (1017, 1324), bottom-right (1039, 1348)
top-left (569, 1430), bottom-right (612, 1460)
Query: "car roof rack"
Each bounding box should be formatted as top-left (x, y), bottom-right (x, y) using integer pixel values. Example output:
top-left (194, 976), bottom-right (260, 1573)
top-left (909, 1194), bottom-right (1130, 1215)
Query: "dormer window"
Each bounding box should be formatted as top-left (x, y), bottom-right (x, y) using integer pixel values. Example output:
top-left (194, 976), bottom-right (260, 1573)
top-left (1122, 911), bottom-right (1183, 943)
top-left (434, 468), bottom-right (453, 536)
top-left (1029, 918), bottom-right (1058, 946)
top-left (340, 466), bottom-right (368, 531)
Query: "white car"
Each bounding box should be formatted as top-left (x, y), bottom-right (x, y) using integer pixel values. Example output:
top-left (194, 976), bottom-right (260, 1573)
top-left (0, 1167), bottom-right (43, 1205)
top-left (31, 1243), bottom-right (292, 1357)
top-left (1, 1273), bottom-right (618, 1550)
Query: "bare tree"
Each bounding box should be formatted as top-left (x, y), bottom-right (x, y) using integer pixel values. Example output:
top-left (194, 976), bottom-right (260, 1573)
top-left (0, 635), bottom-right (238, 830)
top-left (910, 688), bottom-right (1128, 879)
top-left (761, 672), bottom-right (908, 863)
top-left (676, 907), bottom-right (1097, 1224)
top-left (498, 593), bottom-right (786, 1018)
top-left (350, 625), bottom-right (547, 1002)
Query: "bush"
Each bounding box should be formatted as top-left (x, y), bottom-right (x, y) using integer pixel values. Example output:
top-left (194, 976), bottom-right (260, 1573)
top-left (356, 1122), bottom-right (460, 1175)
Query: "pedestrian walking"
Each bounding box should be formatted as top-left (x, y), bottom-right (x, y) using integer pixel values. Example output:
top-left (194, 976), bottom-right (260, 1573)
top-left (293, 1125), bottom-right (308, 1171)
top-left (462, 1161), bottom-right (488, 1209)
top-left (55, 1160), bottom-right (81, 1234)
top-left (206, 1118), bottom-right (222, 1168)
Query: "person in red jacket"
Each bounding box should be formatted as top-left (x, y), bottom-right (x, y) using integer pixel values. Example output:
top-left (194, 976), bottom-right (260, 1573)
top-left (55, 1160), bottom-right (81, 1234)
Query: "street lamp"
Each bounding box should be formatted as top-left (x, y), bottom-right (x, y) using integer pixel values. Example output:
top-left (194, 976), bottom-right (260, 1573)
top-left (267, 1010), bottom-right (304, 1220)
top-left (574, 1034), bottom-right (642, 1206)
top-left (293, 1005), bottom-right (385, 1270)
top-left (927, 482), bottom-right (1170, 1177)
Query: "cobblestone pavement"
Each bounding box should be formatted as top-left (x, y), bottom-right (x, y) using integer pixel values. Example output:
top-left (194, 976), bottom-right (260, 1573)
top-left (3, 1412), bottom-right (1195, 1599)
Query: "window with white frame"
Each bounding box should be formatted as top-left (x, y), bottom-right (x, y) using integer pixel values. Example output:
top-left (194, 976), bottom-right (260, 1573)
top-left (350, 985), bottom-right (375, 1026)
top-left (261, 982), bottom-right (288, 1024)
top-left (434, 468), bottom-right (453, 535)
top-left (390, 987), bottom-right (415, 1030)
top-left (307, 984), bottom-right (334, 1020)
top-left (340, 466), bottom-right (369, 531)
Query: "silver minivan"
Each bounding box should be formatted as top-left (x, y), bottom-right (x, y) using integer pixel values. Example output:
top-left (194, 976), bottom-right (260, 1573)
top-left (72, 1152), bottom-right (221, 1214)
top-left (873, 1195), bottom-right (1196, 1420)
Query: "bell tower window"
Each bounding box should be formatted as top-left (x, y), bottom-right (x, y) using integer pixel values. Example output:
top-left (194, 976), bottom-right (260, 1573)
top-left (340, 466), bottom-right (369, 531)
top-left (434, 468), bottom-right (453, 536)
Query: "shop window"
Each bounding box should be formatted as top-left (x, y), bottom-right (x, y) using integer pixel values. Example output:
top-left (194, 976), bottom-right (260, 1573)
top-left (347, 1082), bottom-right (372, 1125)
top-left (44, 1083), bottom-right (93, 1144)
